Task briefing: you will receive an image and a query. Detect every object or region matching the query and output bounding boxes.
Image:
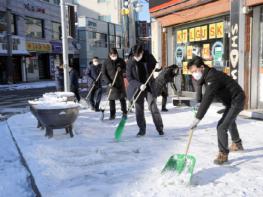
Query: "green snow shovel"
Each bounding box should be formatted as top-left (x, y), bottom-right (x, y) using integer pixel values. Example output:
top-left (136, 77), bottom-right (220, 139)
top-left (114, 67), bottom-right (157, 141)
top-left (162, 128), bottom-right (196, 179)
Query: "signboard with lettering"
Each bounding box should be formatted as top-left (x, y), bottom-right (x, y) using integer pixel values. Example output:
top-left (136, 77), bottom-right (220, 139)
top-left (26, 42), bottom-right (51, 53)
top-left (177, 22), bottom-right (224, 43)
top-left (230, 0), bottom-right (239, 81)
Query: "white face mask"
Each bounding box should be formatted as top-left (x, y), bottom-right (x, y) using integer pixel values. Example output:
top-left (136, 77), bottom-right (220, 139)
top-left (134, 54), bottom-right (143, 62)
top-left (110, 55), bottom-right (117, 61)
top-left (93, 61), bottom-right (99, 66)
top-left (192, 71), bottom-right (202, 80)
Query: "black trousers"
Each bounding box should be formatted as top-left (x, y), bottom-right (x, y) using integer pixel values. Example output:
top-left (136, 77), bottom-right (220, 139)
top-left (89, 87), bottom-right (102, 109)
top-left (109, 98), bottom-right (127, 116)
top-left (217, 106), bottom-right (243, 154)
top-left (71, 89), bottom-right (80, 102)
top-left (135, 91), bottom-right (163, 132)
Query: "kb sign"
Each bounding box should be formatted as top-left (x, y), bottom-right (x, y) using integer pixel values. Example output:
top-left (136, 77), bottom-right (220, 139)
top-left (230, 0), bottom-right (240, 81)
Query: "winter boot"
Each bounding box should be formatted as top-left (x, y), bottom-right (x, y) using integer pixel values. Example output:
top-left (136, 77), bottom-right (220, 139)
top-left (230, 141), bottom-right (244, 152)
top-left (214, 152), bottom-right (228, 165)
top-left (122, 113), bottom-right (127, 119)
top-left (137, 129), bottom-right (146, 137)
top-left (158, 130), bottom-right (164, 136)
top-left (109, 114), bottom-right (116, 120)
top-left (161, 108), bottom-right (168, 112)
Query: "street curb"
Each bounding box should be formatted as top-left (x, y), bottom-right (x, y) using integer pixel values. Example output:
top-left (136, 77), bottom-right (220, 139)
top-left (240, 110), bottom-right (263, 120)
top-left (5, 120), bottom-right (42, 197)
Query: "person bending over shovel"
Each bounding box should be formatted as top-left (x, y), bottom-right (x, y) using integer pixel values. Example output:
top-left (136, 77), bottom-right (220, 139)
top-left (126, 44), bottom-right (164, 137)
top-left (102, 48), bottom-right (127, 120)
top-left (187, 56), bottom-right (245, 165)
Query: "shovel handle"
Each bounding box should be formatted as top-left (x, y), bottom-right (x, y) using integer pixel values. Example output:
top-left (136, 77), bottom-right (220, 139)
top-left (184, 128), bottom-right (194, 157)
top-left (101, 68), bottom-right (121, 111)
top-left (127, 67), bottom-right (157, 113)
top-left (86, 72), bottom-right (102, 99)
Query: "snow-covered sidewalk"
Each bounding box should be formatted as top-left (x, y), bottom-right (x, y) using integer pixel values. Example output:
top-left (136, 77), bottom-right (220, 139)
top-left (0, 81), bottom-right (55, 91)
top-left (6, 103), bottom-right (263, 197)
top-left (0, 122), bottom-right (33, 197)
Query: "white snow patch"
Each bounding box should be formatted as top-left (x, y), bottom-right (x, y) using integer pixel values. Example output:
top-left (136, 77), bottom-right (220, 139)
top-left (0, 81), bottom-right (55, 91)
top-left (6, 103), bottom-right (263, 196)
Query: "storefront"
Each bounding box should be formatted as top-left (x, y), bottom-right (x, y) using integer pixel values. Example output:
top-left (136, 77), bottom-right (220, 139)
top-left (25, 41), bottom-right (51, 81)
top-left (251, 5), bottom-right (263, 109)
top-left (173, 16), bottom-right (229, 91)
top-left (0, 35), bottom-right (28, 83)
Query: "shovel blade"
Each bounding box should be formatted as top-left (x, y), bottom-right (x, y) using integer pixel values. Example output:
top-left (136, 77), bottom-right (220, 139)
top-left (114, 117), bottom-right (127, 141)
top-left (162, 154), bottom-right (196, 178)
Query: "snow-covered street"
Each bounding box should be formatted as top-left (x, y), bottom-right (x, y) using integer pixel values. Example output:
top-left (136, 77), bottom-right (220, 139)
top-left (2, 103), bottom-right (263, 197)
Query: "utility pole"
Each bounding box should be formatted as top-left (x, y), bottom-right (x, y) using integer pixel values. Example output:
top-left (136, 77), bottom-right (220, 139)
top-left (60, 0), bottom-right (70, 92)
top-left (6, 0), bottom-right (13, 84)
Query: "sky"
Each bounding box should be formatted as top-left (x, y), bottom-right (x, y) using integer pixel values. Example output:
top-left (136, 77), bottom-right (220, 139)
top-left (138, 0), bottom-right (150, 22)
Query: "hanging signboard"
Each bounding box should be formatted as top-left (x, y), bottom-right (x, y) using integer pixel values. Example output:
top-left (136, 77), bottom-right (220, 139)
top-left (202, 43), bottom-right (210, 59)
top-left (187, 45), bottom-right (193, 59)
top-left (230, 0), bottom-right (239, 81)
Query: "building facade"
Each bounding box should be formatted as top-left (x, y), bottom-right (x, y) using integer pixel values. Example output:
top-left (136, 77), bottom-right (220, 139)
top-left (77, 16), bottom-right (124, 73)
top-left (150, 0), bottom-right (263, 110)
top-left (0, 0), bottom-right (78, 83)
top-left (76, 0), bottom-right (138, 62)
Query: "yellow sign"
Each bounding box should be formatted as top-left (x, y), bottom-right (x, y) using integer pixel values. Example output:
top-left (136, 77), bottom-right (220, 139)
top-left (201, 26), bottom-right (207, 40)
top-left (183, 61), bottom-right (191, 75)
top-left (187, 45), bottom-right (193, 60)
top-left (209, 23), bottom-right (216, 39)
top-left (182, 29), bottom-right (188, 43)
top-left (216, 22), bottom-right (224, 38)
top-left (202, 44), bottom-right (210, 59)
top-left (204, 61), bottom-right (213, 68)
top-left (177, 30), bottom-right (183, 44)
top-left (26, 42), bottom-right (51, 52)
top-left (121, 8), bottom-right (130, 15)
top-left (195, 27), bottom-right (201, 41)
top-left (189, 28), bottom-right (195, 42)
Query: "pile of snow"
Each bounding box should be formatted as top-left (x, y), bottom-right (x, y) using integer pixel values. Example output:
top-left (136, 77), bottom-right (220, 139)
top-left (33, 101), bottom-right (79, 110)
top-left (6, 103), bottom-right (263, 196)
top-left (29, 91), bottom-right (78, 109)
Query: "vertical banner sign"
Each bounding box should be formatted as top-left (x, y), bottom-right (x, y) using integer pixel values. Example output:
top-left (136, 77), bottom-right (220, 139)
top-left (230, 0), bottom-right (239, 81)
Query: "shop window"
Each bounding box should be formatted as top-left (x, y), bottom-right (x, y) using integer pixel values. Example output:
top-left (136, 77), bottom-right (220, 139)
top-left (52, 22), bottom-right (61, 40)
top-left (173, 20), bottom-right (227, 92)
top-left (25, 17), bottom-right (44, 38)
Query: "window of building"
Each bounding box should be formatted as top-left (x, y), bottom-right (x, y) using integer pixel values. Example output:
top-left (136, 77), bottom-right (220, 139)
top-left (116, 36), bottom-right (121, 49)
top-left (109, 35), bottom-right (116, 49)
top-left (52, 0), bottom-right (60, 5)
top-left (88, 31), bottom-right (107, 48)
top-left (0, 12), bottom-right (16, 35)
top-left (98, 15), bottom-right (111, 22)
top-left (25, 17), bottom-right (44, 38)
top-left (52, 22), bottom-right (61, 40)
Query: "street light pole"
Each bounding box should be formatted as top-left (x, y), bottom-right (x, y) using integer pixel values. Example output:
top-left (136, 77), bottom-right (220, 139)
top-left (6, 0), bottom-right (13, 84)
top-left (60, 0), bottom-right (70, 92)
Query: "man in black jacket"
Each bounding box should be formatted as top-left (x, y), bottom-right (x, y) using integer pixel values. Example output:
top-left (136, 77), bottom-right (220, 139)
top-left (127, 44), bottom-right (164, 136)
top-left (86, 57), bottom-right (102, 111)
top-left (102, 48), bottom-right (127, 120)
top-left (188, 56), bottom-right (245, 165)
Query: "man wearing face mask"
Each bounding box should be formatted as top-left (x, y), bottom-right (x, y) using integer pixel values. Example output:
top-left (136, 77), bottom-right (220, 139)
top-left (126, 44), bottom-right (164, 136)
top-left (102, 48), bottom-right (127, 120)
top-left (86, 57), bottom-right (102, 111)
top-left (188, 56), bottom-right (245, 165)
